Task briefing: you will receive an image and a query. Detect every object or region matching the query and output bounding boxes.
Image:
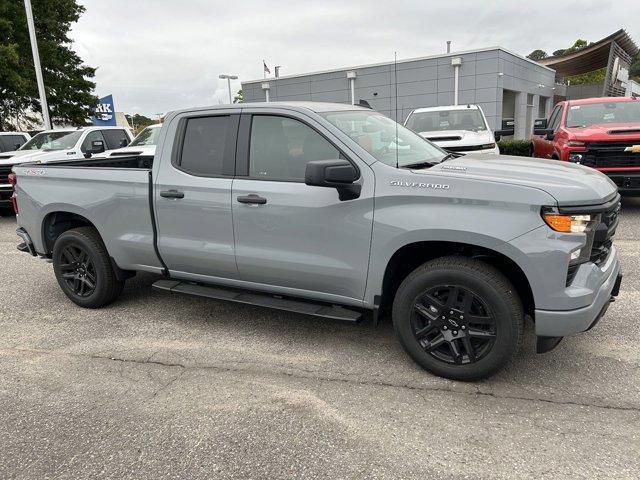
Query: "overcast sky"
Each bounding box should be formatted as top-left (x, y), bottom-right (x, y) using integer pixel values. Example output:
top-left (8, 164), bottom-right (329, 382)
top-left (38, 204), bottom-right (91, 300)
top-left (69, 0), bottom-right (637, 117)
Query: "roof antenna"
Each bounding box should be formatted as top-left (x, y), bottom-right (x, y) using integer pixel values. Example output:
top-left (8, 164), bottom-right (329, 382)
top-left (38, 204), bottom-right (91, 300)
top-left (394, 51), bottom-right (399, 169)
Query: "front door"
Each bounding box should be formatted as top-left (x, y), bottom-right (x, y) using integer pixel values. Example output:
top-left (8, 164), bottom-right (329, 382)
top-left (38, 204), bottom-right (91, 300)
top-left (155, 111), bottom-right (239, 280)
top-left (231, 112), bottom-right (374, 304)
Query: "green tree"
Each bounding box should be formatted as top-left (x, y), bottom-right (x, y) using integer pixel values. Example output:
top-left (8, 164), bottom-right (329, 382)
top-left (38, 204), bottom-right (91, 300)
top-left (0, 0), bottom-right (97, 130)
top-left (126, 113), bottom-right (155, 135)
top-left (233, 89), bottom-right (243, 104)
top-left (527, 49), bottom-right (548, 61)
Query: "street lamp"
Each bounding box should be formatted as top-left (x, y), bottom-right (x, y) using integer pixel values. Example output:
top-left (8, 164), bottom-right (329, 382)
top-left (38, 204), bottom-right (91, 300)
top-left (24, 0), bottom-right (51, 129)
top-left (219, 74), bottom-right (238, 104)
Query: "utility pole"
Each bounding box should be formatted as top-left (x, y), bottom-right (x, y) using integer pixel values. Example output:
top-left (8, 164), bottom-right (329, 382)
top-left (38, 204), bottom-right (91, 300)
top-left (24, 0), bottom-right (51, 129)
top-left (219, 74), bottom-right (238, 104)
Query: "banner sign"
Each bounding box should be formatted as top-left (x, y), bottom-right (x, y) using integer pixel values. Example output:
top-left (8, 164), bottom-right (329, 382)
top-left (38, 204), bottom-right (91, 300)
top-left (92, 95), bottom-right (116, 126)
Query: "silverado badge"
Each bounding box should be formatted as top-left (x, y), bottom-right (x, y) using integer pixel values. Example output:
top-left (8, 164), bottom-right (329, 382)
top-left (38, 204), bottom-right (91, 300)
top-left (624, 145), bottom-right (640, 153)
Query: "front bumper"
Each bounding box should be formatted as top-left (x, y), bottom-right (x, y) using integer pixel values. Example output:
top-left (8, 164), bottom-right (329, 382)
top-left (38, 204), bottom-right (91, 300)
top-left (535, 259), bottom-right (622, 337)
top-left (604, 171), bottom-right (640, 195)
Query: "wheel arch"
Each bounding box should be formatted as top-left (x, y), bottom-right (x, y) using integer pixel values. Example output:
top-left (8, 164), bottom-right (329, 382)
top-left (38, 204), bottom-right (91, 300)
top-left (377, 240), bottom-right (535, 320)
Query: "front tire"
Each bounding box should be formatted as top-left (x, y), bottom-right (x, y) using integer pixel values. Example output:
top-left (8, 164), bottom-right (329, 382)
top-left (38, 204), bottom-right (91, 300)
top-left (52, 227), bottom-right (124, 308)
top-left (392, 256), bottom-right (523, 381)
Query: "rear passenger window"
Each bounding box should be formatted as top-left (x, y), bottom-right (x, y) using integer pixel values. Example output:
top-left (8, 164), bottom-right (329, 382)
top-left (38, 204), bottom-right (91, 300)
top-left (179, 116), bottom-right (230, 176)
top-left (102, 129), bottom-right (130, 149)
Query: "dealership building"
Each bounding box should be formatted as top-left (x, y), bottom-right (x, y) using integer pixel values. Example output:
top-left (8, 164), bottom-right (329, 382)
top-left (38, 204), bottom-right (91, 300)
top-left (242, 30), bottom-right (638, 140)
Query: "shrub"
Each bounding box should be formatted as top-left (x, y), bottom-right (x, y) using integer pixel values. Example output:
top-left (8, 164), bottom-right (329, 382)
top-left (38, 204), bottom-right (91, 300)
top-left (498, 140), bottom-right (532, 157)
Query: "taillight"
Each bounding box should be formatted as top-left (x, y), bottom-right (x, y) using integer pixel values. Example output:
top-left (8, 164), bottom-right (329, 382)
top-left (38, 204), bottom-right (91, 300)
top-left (8, 173), bottom-right (17, 214)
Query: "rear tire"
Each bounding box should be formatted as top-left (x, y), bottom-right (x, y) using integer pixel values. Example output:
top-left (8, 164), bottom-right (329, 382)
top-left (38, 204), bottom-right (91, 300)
top-left (392, 256), bottom-right (523, 381)
top-left (52, 227), bottom-right (124, 308)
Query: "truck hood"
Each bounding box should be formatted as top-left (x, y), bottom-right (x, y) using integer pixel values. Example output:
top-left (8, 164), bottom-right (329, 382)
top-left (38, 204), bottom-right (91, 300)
top-left (0, 150), bottom-right (38, 162)
top-left (107, 145), bottom-right (156, 157)
top-left (567, 122), bottom-right (640, 141)
top-left (416, 155), bottom-right (617, 206)
top-left (418, 129), bottom-right (494, 148)
top-left (0, 149), bottom-right (74, 166)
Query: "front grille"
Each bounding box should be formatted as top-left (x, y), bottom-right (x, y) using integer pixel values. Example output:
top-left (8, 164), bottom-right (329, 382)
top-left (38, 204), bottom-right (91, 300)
top-left (427, 136), bottom-right (462, 142)
top-left (0, 164), bottom-right (13, 185)
top-left (581, 141), bottom-right (640, 168)
top-left (591, 199), bottom-right (620, 266)
top-left (445, 144), bottom-right (486, 153)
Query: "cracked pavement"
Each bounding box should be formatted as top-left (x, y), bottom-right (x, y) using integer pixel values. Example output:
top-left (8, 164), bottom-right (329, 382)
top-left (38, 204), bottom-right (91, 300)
top-left (1, 201), bottom-right (639, 479)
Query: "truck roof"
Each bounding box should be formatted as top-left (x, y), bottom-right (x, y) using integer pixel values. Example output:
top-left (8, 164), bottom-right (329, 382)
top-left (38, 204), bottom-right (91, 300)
top-left (35, 126), bottom-right (128, 134)
top-left (167, 102), bottom-right (369, 119)
top-left (410, 104), bottom-right (482, 114)
top-left (564, 96), bottom-right (639, 106)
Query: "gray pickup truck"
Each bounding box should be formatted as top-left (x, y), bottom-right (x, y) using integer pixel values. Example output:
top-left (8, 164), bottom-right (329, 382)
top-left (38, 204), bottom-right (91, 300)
top-left (11, 102), bottom-right (622, 380)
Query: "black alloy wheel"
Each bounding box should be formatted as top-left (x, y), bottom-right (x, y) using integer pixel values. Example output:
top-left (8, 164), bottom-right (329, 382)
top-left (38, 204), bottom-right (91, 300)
top-left (412, 285), bottom-right (496, 365)
top-left (58, 244), bottom-right (97, 297)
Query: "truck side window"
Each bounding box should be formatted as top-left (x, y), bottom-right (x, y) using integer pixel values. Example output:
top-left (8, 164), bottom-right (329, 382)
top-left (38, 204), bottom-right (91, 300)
top-left (81, 131), bottom-right (106, 153)
top-left (179, 116), bottom-right (229, 176)
top-left (249, 115), bottom-right (339, 181)
top-left (548, 105), bottom-right (562, 132)
top-left (102, 129), bottom-right (130, 149)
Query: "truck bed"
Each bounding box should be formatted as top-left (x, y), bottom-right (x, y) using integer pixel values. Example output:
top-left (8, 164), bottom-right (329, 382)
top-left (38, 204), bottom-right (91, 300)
top-left (13, 154), bottom-right (163, 273)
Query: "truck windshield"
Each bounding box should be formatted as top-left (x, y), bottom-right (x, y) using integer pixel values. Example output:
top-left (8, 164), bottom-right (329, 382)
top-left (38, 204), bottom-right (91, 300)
top-left (320, 110), bottom-right (446, 168)
top-left (566, 101), bottom-right (640, 128)
top-left (130, 126), bottom-right (161, 146)
top-left (20, 131), bottom-right (83, 151)
top-left (405, 109), bottom-right (487, 133)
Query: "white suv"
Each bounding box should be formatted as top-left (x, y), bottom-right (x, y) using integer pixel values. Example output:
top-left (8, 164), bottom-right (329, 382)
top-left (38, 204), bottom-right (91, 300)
top-left (404, 104), bottom-right (500, 155)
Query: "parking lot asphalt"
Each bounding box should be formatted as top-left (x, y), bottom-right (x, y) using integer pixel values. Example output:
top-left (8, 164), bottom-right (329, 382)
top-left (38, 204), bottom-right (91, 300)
top-left (1, 202), bottom-right (639, 480)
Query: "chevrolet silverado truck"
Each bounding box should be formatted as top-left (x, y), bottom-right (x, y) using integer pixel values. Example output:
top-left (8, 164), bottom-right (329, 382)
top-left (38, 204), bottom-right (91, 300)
top-left (11, 102), bottom-right (622, 380)
top-left (532, 96), bottom-right (640, 194)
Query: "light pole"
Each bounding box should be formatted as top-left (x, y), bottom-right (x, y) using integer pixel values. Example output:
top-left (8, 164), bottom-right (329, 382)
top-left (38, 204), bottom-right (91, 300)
top-left (24, 0), bottom-right (51, 129)
top-left (219, 74), bottom-right (238, 104)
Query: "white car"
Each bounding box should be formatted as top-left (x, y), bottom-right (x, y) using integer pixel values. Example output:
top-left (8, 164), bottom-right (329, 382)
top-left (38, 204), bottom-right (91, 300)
top-left (0, 126), bottom-right (133, 163)
top-left (107, 124), bottom-right (161, 157)
top-left (0, 132), bottom-right (31, 153)
top-left (404, 104), bottom-right (500, 155)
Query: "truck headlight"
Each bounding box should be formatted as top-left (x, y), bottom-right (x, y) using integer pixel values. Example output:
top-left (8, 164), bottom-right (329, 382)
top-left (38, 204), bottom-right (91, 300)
top-left (542, 208), bottom-right (601, 265)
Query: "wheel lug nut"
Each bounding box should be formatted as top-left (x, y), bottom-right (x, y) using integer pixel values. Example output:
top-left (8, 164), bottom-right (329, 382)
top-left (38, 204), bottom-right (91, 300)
top-left (461, 325), bottom-right (466, 330)
top-left (453, 330), bottom-right (458, 335)
top-left (443, 326), bottom-right (448, 330)
top-left (459, 315), bottom-right (464, 320)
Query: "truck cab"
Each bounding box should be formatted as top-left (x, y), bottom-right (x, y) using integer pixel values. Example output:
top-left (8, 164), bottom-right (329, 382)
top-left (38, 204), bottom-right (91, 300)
top-left (532, 96), bottom-right (640, 194)
top-left (0, 132), bottom-right (30, 153)
top-left (404, 104), bottom-right (500, 155)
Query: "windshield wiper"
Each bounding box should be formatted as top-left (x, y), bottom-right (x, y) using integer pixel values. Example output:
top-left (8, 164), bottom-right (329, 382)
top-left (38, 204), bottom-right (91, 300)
top-left (441, 153), bottom-right (459, 162)
top-left (400, 160), bottom-right (438, 170)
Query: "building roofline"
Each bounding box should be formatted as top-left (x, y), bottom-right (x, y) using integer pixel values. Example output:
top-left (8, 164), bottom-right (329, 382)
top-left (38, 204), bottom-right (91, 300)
top-left (242, 46), bottom-right (555, 85)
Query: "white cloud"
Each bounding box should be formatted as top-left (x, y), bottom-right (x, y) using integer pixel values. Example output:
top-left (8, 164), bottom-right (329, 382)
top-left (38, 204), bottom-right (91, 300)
top-left (70, 0), bottom-right (636, 116)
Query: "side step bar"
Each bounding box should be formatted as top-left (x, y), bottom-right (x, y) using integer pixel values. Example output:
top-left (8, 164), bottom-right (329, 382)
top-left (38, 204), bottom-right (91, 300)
top-left (153, 279), bottom-right (362, 322)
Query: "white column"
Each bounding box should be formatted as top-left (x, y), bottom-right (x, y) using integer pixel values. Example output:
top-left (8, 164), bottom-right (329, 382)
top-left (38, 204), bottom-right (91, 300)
top-left (347, 71), bottom-right (356, 105)
top-left (261, 82), bottom-right (270, 102)
top-left (514, 92), bottom-right (528, 139)
top-left (24, 0), bottom-right (51, 129)
top-left (451, 57), bottom-right (462, 106)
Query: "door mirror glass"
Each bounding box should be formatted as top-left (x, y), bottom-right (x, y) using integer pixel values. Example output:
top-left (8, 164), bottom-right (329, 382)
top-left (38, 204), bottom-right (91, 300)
top-left (305, 159), bottom-right (361, 201)
top-left (91, 140), bottom-right (105, 154)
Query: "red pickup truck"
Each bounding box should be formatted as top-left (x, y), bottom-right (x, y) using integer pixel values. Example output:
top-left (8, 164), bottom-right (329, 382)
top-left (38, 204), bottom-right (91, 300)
top-left (532, 96), bottom-right (640, 194)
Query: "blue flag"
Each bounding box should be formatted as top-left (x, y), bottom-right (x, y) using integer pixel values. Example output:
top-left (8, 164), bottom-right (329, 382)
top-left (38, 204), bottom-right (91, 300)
top-left (92, 95), bottom-right (116, 126)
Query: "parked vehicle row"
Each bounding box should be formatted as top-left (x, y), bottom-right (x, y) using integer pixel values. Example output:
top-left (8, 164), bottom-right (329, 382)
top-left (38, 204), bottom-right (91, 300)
top-left (1, 126), bottom-right (136, 211)
top-left (12, 102), bottom-right (621, 381)
top-left (532, 96), bottom-right (640, 195)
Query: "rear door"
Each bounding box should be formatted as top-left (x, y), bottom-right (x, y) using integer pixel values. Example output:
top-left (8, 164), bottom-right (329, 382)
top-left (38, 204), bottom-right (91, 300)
top-left (231, 110), bottom-right (374, 304)
top-left (154, 110), bottom-right (240, 280)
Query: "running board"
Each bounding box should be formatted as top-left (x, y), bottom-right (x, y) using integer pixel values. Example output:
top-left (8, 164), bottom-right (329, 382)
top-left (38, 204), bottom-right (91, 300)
top-left (153, 279), bottom-right (362, 322)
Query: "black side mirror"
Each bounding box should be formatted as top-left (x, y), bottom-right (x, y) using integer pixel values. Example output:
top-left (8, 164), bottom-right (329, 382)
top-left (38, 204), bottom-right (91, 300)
top-left (534, 118), bottom-right (548, 130)
top-left (305, 159), bottom-right (361, 201)
top-left (494, 129), bottom-right (514, 141)
top-left (533, 128), bottom-right (554, 140)
top-left (91, 140), bottom-right (105, 154)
